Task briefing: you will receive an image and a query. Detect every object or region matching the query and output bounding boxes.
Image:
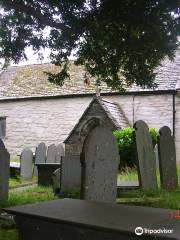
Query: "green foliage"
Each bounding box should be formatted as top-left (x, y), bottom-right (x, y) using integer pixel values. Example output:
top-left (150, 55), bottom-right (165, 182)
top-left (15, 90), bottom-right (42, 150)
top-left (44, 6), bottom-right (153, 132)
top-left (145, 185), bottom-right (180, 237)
top-left (0, 186), bottom-right (56, 208)
top-left (9, 176), bottom-right (37, 188)
top-left (0, 1), bottom-right (179, 89)
top-left (114, 127), bottom-right (135, 168)
top-left (117, 165), bottom-right (180, 209)
top-left (0, 229), bottom-right (18, 240)
top-left (60, 187), bottom-right (81, 199)
top-left (149, 128), bottom-right (159, 146)
top-left (114, 127), bottom-right (158, 168)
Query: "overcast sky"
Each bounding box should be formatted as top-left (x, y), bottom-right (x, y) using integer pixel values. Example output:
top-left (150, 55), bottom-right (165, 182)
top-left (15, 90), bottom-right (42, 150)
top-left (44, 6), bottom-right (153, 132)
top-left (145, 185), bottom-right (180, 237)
top-left (12, 46), bottom-right (51, 66)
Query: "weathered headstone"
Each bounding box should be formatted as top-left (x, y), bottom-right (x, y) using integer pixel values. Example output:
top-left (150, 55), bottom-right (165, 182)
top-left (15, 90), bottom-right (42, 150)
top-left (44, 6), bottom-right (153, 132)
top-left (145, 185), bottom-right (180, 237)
top-left (61, 155), bottom-right (81, 192)
top-left (34, 142), bottom-right (47, 175)
top-left (52, 168), bottom-right (61, 194)
top-left (55, 144), bottom-right (64, 163)
top-left (154, 144), bottom-right (159, 169)
top-left (134, 120), bottom-right (158, 190)
top-left (82, 126), bottom-right (120, 203)
top-left (46, 144), bottom-right (56, 163)
top-left (20, 148), bottom-right (33, 179)
top-left (158, 126), bottom-right (178, 189)
top-left (0, 139), bottom-right (10, 201)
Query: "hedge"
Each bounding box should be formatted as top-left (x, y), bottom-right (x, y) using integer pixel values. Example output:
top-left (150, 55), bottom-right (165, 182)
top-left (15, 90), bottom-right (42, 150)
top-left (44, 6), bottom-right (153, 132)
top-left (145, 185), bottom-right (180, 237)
top-left (113, 127), bottom-right (158, 168)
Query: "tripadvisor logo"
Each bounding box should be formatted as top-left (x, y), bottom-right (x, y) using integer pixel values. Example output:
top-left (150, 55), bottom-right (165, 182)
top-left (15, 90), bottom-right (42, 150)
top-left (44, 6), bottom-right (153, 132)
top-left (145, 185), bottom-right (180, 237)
top-left (135, 226), bottom-right (173, 236)
top-left (135, 227), bottom-right (143, 236)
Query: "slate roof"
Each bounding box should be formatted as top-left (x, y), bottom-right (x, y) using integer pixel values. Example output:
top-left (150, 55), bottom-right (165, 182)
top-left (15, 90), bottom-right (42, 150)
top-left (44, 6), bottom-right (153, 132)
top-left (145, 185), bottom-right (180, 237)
top-left (0, 49), bottom-right (179, 99)
top-left (100, 98), bottom-right (130, 129)
top-left (64, 96), bottom-right (130, 143)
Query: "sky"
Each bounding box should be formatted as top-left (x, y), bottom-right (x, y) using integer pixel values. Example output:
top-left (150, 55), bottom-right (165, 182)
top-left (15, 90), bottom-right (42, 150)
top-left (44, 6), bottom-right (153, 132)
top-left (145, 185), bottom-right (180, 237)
top-left (12, 46), bottom-right (51, 66)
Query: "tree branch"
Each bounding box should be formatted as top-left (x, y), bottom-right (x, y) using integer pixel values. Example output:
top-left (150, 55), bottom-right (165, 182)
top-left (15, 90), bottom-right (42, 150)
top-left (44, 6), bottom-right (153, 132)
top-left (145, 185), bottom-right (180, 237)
top-left (2, 0), bottom-right (67, 30)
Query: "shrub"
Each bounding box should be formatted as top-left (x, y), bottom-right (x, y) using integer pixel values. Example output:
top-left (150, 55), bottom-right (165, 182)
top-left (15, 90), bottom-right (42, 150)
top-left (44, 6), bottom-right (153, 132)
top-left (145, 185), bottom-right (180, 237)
top-left (113, 127), bottom-right (158, 168)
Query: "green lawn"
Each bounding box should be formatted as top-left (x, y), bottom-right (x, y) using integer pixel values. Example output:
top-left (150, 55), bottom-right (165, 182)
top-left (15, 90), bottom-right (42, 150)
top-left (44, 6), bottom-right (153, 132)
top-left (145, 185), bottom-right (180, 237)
top-left (10, 155), bottom-right (20, 163)
top-left (117, 165), bottom-right (180, 209)
top-left (0, 186), bottom-right (57, 240)
top-left (117, 188), bottom-right (180, 209)
top-left (0, 186), bottom-right (57, 208)
top-left (118, 165), bottom-right (180, 185)
top-left (0, 229), bottom-right (19, 240)
top-left (9, 176), bottom-right (37, 188)
top-left (0, 165), bottom-right (179, 240)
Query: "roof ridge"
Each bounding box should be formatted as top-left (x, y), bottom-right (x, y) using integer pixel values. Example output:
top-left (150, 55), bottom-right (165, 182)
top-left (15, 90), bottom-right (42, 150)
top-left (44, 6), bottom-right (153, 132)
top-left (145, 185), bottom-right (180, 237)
top-left (112, 102), bottom-right (131, 126)
top-left (99, 98), bottom-right (123, 128)
top-left (5, 60), bottom-right (77, 69)
top-left (101, 98), bottom-right (117, 105)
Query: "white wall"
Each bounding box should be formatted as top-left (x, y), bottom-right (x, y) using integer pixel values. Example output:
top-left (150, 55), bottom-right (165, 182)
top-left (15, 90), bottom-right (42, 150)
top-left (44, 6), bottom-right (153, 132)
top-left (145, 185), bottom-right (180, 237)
top-left (0, 97), bottom-right (91, 154)
top-left (0, 93), bottom-right (179, 163)
top-left (175, 95), bottom-right (180, 163)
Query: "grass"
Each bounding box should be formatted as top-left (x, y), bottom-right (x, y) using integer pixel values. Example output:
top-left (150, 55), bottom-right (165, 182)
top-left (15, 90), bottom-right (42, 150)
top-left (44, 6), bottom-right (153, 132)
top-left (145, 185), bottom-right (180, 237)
top-left (118, 167), bottom-right (138, 182)
top-left (117, 165), bottom-right (180, 209)
top-left (0, 164), bottom-right (179, 240)
top-left (0, 186), bottom-right (57, 208)
top-left (0, 229), bottom-right (19, 240)
top-left (118, 165), bottom-right (180, 185)
top-left (9, 176), bottom-right (37, 188)
top-left (10, 155), bottom-right (20, 163)
top-left (0, 185), bottom-right (57, 240)
top-left (117, 188), bottom-right (180, 209)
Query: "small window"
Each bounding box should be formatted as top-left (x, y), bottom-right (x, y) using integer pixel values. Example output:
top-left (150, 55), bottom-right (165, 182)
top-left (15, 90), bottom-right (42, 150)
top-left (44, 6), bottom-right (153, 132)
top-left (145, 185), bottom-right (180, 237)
top-left (0, 117), bottom-right (6, 138)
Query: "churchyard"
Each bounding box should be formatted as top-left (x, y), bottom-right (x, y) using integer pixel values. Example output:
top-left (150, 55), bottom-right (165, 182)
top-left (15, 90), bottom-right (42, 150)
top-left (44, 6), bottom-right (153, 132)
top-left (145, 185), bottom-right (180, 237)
top-left (0, 120), bottom-right (180, 239)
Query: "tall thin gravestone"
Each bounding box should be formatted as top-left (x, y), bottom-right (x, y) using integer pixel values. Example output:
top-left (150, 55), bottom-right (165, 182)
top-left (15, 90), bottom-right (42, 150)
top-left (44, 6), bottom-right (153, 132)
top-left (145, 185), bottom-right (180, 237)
top-left (0, 139), bottom-right (10, 201)
top-left (34, 142), bottom-right (47, 175)
top-left (52, 168), bottom-right (61, 194)
top-left (46, 144), bottom-right (56, 163)
top-left (81, 126), bottom-right (120, 203)
top-left (55, 143), bottom-right (64, 163)
top-left (21, 148), bottom-right (33, 179)
top-left (154, 144), bottom-right (159, 169)
top-left (158, 126), bottom-right (178, 189)
top-left (134, 120), bottom-right (158, 190)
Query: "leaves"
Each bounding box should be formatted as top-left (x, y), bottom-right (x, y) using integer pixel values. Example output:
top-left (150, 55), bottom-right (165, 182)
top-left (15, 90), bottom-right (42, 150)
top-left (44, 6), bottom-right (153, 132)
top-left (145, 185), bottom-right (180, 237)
top-left (0, 0), bottom-right (179, 89)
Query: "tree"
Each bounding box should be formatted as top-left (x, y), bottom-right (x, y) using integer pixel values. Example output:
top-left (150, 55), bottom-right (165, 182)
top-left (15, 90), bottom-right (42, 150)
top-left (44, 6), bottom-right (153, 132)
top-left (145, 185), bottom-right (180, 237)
top-left (0, 0), bottom-right (179, 90)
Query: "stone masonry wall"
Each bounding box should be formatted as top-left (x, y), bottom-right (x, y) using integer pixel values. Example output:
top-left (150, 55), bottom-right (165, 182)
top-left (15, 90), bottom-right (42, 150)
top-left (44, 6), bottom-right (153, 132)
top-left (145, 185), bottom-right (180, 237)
top-left (0, 93), bottom-right (179, 162)
top-left (0, 97), bottom-right (91, 154)
top-left (175, 95), bottom-right (180, 164)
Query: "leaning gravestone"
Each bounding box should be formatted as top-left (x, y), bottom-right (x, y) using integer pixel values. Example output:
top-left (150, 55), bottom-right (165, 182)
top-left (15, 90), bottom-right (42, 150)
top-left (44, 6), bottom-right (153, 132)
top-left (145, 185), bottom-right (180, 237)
top-left (52, 168), bottom-right (61, 194)
top-left (46, 144), bottom-right (56, 163)
top-left (82, 126), bottom-right (120, 203)
top-left (34, 142), bottom-right (47, 175)
top-left (134, 120), bottom-right (157, 190)
top-left (55, 143), bottom-right (64, 163)
top-left (0, 139), bottom-right (10, 201)
top-left (20, 148), bottom-right (33, 179)
top-left (158, 126), bottom-right (178, 189)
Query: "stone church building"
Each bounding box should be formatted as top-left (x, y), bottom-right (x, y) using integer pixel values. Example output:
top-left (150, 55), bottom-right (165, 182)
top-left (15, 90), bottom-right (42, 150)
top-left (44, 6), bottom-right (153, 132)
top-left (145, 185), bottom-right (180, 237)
top-left (0, 50), bottom-right (179, 162)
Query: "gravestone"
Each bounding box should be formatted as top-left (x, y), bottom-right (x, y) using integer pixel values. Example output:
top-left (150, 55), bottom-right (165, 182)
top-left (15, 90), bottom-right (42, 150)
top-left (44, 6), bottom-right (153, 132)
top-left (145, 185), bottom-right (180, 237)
top-left (82, 126), bottom-right (120, 203)
top-left (134, 120), bottom-right (158, 190)
top-left (55, 144), bottom-right (64, 163)
top-left (61, 155), bottom-right (81, 192)
top-left (20, 148), bottom-right (33, 179)
top-left (52, 168), bottom-right (61, 194)
top-left (34, 142), bottom-right (47, 175)
top-left (0, 139), bottom-right (10, 201)
top-left (158, 126), bottom-right (178, 189)
top-left (154, 144), bottom-right (159, 169)
top-left (46, 144), bottom-right (56, 163)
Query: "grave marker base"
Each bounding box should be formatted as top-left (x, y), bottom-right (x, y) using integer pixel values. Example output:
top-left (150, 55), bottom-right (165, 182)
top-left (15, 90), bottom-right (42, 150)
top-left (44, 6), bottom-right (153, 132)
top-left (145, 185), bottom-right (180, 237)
top-left (3, 199), bottom-right (180, 240)
top-left (36, 163), bottom-right (61, 186)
